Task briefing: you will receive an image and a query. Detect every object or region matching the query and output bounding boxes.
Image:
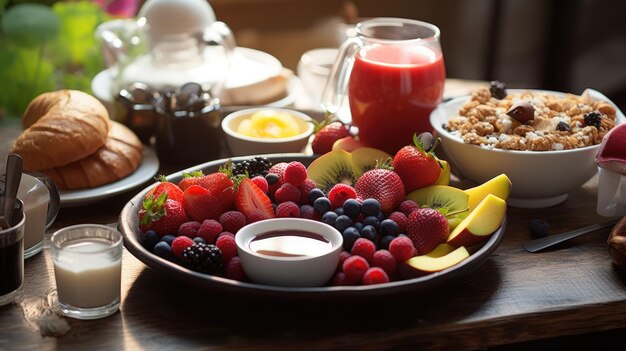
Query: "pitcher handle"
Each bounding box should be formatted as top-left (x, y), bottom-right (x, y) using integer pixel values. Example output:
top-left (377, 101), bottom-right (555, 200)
top-left (204, 21), bottom-right (236, 97)
top-left (26, 171), bottom-right (60, 230)
top-left (321, 37), bottom-right (362, 115)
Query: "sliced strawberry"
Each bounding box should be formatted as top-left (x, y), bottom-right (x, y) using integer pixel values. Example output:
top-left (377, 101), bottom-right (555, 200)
top-left (182, 185), bottom-right (222, 222)
top-left (235, 178), bottom-right (275, 222)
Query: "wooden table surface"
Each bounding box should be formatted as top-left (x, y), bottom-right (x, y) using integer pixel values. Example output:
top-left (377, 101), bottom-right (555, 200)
top-left (2, 83), bottom-right (626, 351)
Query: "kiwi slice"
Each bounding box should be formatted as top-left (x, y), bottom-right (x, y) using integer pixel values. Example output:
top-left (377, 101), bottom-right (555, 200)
top-left (307, 150), bottom-right (358, 193)
top-left (351, 147), bottom-right (392, 178)
top-left (405, 185), bottom-right (470, 229)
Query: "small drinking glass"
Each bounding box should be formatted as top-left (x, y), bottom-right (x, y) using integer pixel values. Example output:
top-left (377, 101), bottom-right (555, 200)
top-left (50, 224), bottom-right (123, 320)
top-left (0, 199), bottom-right (24, 306)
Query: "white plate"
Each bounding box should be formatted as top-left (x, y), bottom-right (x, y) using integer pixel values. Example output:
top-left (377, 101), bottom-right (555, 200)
top-left (59, 147), bottom-right (159, 207)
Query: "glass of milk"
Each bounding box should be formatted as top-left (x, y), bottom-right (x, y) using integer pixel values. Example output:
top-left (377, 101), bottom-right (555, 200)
top-left (50, 224), bottom-right (123, 320)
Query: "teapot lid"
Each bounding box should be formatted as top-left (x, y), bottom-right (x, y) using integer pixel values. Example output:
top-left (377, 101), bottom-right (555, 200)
top-left (139, 0), bottom-right (216, 35)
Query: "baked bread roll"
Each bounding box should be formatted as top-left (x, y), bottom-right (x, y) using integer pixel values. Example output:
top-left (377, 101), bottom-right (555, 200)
top-left (42, 121), bottom-right (143, 190)
top-left (10, 90), bottom-right (111, 171)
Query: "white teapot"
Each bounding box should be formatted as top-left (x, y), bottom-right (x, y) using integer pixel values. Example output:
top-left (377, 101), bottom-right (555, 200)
top-left (96, 0), bottom-right (235, 98)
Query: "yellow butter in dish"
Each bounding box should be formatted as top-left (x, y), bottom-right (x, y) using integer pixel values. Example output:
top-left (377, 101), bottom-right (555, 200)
top-left (236, 109), bottom-right (301, 138)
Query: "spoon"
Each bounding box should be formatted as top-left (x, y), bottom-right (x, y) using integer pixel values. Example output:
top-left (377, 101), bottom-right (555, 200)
top-left (0, 154), bottom-right (23, 229)
top-left (522, 219), bottom-right (620, 253)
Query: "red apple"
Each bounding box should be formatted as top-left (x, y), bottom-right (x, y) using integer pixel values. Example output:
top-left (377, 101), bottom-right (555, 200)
top-left (597, 123), bottom-right (626, 175)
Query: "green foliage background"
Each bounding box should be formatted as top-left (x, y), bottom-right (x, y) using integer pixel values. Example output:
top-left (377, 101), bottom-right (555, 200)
top-left (0, 0), bottom-right (109, 119)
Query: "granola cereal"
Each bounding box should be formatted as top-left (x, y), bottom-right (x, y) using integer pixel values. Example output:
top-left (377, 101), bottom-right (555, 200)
top-left (445, 87), bottom-right (617, 151)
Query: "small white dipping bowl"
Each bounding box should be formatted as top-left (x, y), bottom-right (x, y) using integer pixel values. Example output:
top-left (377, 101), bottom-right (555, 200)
top-left (235, 218), bottom-right (343, 287)
top-left (221, 107), bottom-right (314, 156)
top-left (431, 88), bottom-right (626, 209)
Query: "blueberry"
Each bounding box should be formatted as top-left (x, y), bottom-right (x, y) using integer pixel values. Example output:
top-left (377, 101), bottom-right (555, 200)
top-left (161, 234), bottom-right (176, 246)
top-left (153, 241), bottom-right (172, 259)
top-left (361, 225), bottom-right (377, 242)
top-left (334, 215), bottom-right (353, 232)
top-left (361, 198), bottom-right (381, 217)
top-left (265, 173), bottom-right (280, 185)
top-left (343, 199), bottom-right (361, 218)
top-left (313, 197), bottom-right (332, 214)
top-left (380, 219), bottom-right (400, 236)
top-left (321, 211), bottom-right (338, 226)
top-left (353, 222), bottom-right (364, 233)
top-left (334, 207), bottom-right (345, 216)
top-left (193, 237), bottom-right (207, 245)
top-left (308, 188), bottom-right (325, 203)
top-left (379, 235), bottom-right (396, 250)
top-left (342, 227), bottom-right (361, 251)
top-left (529, 219), bottom-right (550, 238)
top-left (362, 216), bottom-right (380, 230)
top-left (142, 230), bottom-right (160, 250)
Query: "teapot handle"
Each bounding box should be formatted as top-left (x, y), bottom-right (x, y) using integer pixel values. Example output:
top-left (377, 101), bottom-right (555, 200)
top-left (321, 37), bottom-right (362, 115)
top-left (203, 21), bottom-right (236, 97)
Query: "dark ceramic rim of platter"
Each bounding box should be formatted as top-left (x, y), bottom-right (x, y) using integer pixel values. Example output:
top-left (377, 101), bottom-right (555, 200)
top-left (119, 153), bottom-right (506, 300)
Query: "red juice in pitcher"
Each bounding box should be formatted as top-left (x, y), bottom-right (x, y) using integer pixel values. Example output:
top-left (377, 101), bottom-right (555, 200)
top-left (348, 45), bottom-right (445, 155)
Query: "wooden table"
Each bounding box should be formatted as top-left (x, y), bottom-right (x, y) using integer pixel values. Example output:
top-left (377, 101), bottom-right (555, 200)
top-left (2, 85), bottom-right (626, 350)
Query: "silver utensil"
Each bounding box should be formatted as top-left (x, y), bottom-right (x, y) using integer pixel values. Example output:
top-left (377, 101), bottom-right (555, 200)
top-left (522, 219), bottom-right (620, 253)
top-left (0, 154), bottom-right (23, 229)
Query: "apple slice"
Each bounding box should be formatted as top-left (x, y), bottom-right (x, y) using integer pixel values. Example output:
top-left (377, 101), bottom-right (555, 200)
top-left (399, 244), bottom-right (470, 278)
top-left (447, 194), bottom-right (507, 247)
top-left (332, 136), bottom-right (366, 152)
top-left (596, 123), bottom-right (626, 175)
top-left (464, 173), bottom-right (511, 211)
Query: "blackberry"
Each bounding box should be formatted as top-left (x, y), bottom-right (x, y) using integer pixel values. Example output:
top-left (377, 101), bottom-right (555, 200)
top-left (528, 219), bottom-right (550, 238)
top-left (583, 111), bottom-right (602, 129)
top-left (489, 80), bottom-right (507, 99)
top-left (232, 157), bottom-right (272, 177)
top-left (556, 121), bottom-right (571, 132)
top-left (181, 243), bottom-right (223, 274)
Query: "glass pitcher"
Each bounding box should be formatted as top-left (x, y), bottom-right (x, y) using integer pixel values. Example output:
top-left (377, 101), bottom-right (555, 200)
top-left (322, 18), bottom-right (446, 155)
top-left (96, 0), bottom-right (235, 99)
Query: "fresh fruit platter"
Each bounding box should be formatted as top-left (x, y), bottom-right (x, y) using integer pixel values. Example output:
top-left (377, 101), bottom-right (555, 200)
top-left (119, 133), bottom-right (510, 298)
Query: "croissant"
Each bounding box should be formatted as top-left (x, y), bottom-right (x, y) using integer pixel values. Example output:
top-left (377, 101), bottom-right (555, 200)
top-left (10, 90), bottom-right (111, 171)
top-left (42, 121), bottom-right (143, 190)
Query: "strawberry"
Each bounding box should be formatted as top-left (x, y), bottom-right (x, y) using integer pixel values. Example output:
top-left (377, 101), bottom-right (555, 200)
top-left (182, 185), bottom-right (222, 222)
top-left (392, 133), bottom-right (443, 193)
top-left (139, 193), bottom-right (189, 236)
top-left (145, 175), bottom-right (184, 202)
top-left (311, 121), bottom-right (350, 154)
top-left (177, 171), bottom-right (205, 191)
top-left (354, 167), bottom-right (405, 214)
top-left (406, 208), bottom-right (449, 255)
top-left (197, 171), bottom-right (236, 213)
top-left (235, 178), bottom-right (275, 222)
top-left (267, 162), bottom-right (289, 196)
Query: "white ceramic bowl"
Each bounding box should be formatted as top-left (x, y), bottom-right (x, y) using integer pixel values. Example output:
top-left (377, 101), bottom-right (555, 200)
top-left (431, 88), bottom-right (626, 208)
top-left (235, 218), bottom-right (343, 287)
top-left (221, 107), bottom-right (314, 156)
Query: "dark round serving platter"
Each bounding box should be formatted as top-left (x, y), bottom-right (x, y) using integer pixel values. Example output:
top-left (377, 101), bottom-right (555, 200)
top-left (119, 153), bottom-right (506, 300)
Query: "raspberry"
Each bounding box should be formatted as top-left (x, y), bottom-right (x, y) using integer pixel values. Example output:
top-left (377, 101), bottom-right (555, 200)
top-left (298, 178), bottom-right (317, 205)
top-left (267, 162), bottom-right (288, 195)
top-left (215, 234), bottom-right (237, 263)
top-left (337, 250), bottom-right (352, 271)
top-left (251, 176), bottom-right (269, 193)
top-left (218, 231), bottom-right (235, 239)
top-left (177, 221), bottom-right (201, 238)
top-left (330, 272), bottom-right (354, 286)
top-left (298, 204), bottom-right (319, 220)
top-left (171, 236), bottom-right (194, 258)
top-left (218, 211), bottom-right (247, 234)
top-left (351, 238), bottom-right (376, 263)
top-left (372, 249), bottom-right (397, 275)
top-left (196, 219), bottom-right (223, 244)
top-left (362, 267), bottom-right (390, 285)
top-left (224, 257), bottom-right (248, 281)
top-left (387, 211), bottom-right (407, 233)
top-left (276, 201), bottom-right (300, 218)
top-left (398, 199), bottom-right (420, 216)
top-left (248, 209), bottom-right (269, 223)
top-left (274, 183), bottom-right (301, 204)
top-left (328, 183), bottom-right (357, 208)
top-left (388, 236), bottom-right (416, 262)
top-left (284, 161), bottom-right (308, 186)
top-left (342, 255), bottom-right (370, 282)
